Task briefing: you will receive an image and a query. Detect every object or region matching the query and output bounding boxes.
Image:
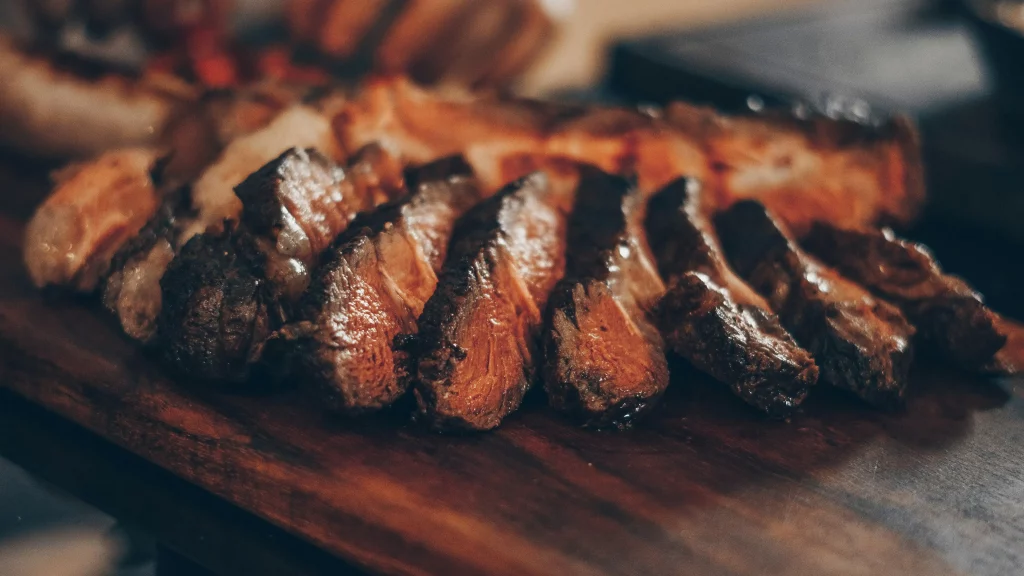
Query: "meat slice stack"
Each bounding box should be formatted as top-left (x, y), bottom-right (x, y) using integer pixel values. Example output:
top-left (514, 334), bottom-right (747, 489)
top-left (414, 168), bottom-right (575, 431)
top-left (159, 145), bottom-right (405, 383)
top-left (716, 202), bottom-right (916, 407)
top-left (645, 179), bottom-right (819, 417)
top-left (280, 156), bottom-right (483, 414)
top-left (543, 167), bottom-right (669, 428)
top-left (803, 224), bottom-right (1007, 372)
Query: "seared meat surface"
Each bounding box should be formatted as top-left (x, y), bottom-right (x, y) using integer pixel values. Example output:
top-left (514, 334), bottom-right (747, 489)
top-left (415, 169), bottom-right (573, 431)
top-left (280, 156), bottom-right (481, 414)
top-left (717, 201), bottom-right (915, 408)
top-left (645, 179), bottom-right (818, 417)
top-left (159, 146), bottom-right (404, 383)
top-left (159, 226), bottom-right (272, 383)
top-left (543, 168), bottom-right (668, 428)
top-left (803, 224), bottom-right (1006, 371)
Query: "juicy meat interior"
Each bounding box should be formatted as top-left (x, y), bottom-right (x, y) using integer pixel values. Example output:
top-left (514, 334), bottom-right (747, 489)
top-left (717, 201), bottom-right (915, 408)
top-left (803, 223), bottom-right (1007, 371)
top-left (280, 156), bottom-right (482, 414)
top-left (543, 167), bottom-right (669, 428)
top-left (414, 168), bottom-right (574, 431)
top-left (645, 178), bottom-right (818, 417)
top-left (24, 148), bottom-right (161, 292)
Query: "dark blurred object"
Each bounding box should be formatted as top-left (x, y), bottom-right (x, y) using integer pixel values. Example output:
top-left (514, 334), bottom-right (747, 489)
top-left (963, 0), bottom-right (1024, 125)
top-left (608, 0), bottom-right (989, 117)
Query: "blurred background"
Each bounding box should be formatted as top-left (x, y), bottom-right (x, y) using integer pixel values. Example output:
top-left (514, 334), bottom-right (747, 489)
top-left (1, 0), bottom-right (1022, 574)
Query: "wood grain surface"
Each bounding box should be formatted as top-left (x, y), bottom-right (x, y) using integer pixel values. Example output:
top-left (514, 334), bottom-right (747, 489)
top-left (1, 162), bottom-right (1023, 576)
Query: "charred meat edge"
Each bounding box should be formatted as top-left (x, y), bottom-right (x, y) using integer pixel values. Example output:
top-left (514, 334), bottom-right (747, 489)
top-left (716, 201), bottom-right (915, 408)
top-left (645, 178), bottom-right (818, 417)
top-left (158, 146), bottom-right (403, 384)
top-left (803, 223), bottom-right (1006, 371)
top-left (543, 167), bottom-right (669, 428)
top-left (414, 171), bottom-right (571, 431)
top-left (277, 156), bottom-right (482, 414)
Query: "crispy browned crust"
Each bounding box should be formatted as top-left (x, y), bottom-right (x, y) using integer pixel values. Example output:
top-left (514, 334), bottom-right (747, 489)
top-left (803, 223), bottom-right (1005, 371)
top-left (543, 168), bottom-right (669, 428)
top-left (645, 178), bottom-right (817, 417)
top-left (414, 172), bottom-right (570, 431)
top-left (717, 202), bottom-right (916, 408)
top-left (284, 157), bottom-right (481, 414)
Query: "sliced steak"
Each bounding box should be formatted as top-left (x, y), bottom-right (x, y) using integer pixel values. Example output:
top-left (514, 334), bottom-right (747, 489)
top-left (279, 157), bottom-right (482, 414)
top-left (415, 169), bottom-right (574, 431)
top-left (716, 201), bottom-right (915, 408)
top-left (543, 168), bottom-right (669, 428)
top-left (803, 223), bottom-right (1006, 371)
top-left (158, 146), bottom-right (404, 383)
top-left (645, 178), bottom-right (818, 417)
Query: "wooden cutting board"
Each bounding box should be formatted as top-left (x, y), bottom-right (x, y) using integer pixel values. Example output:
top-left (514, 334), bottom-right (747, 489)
top-left (1, 161), bottom-right (1023, 576)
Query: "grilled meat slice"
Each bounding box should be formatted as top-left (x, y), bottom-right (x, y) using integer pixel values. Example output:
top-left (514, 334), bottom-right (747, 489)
top-left (335, 75), bottom-right (923, 230)
top-left (158, 146), bottom-right (403, 383)
top-left (543, 168), bottom-right (668, 428)
top-left (102, 189), bottom-right (195, 343)
top-left (24, 148), bottom-right (161, 292)
top-left (279, 157), bottom-right (481, 413)
top-left (645, 178), bottom-right (818, 417)
top-left (234, 144), bottom-right (403, 302)
top-left (415, 169), bottom-right (574, 431)
top-left (803, 223), bottom-right (1006, 371)
top-left (159, 226), bottom-right (272, 383)
top-left (717, 201), bottom-right (915, 408)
